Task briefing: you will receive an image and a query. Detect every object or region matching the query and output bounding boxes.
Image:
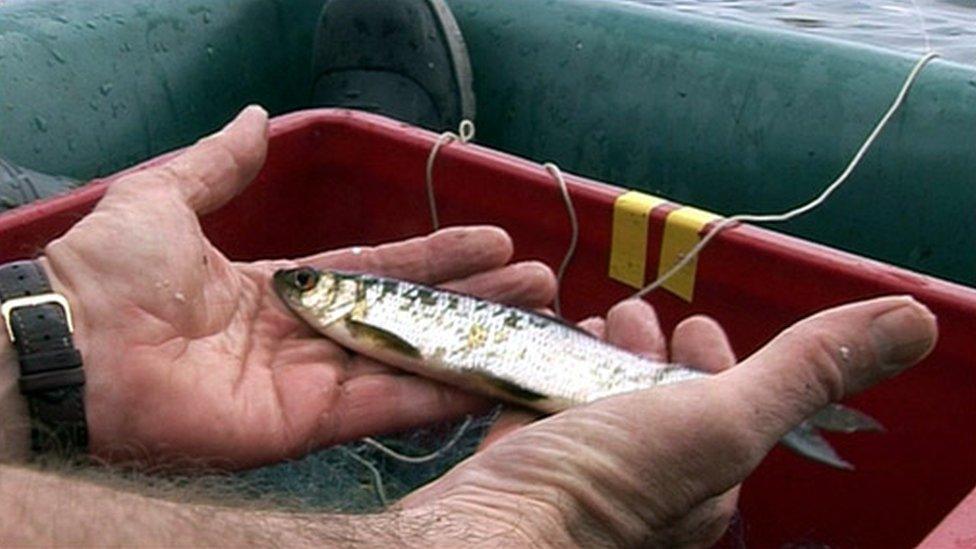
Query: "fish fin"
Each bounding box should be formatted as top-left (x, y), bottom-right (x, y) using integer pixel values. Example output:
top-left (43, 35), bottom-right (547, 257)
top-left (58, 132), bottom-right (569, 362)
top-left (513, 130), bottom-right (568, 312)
top-left (315, 299), bottom-right (358, 327)
top-left (780, 422), bottom-right (854, 471)
top-left (468, 370), bottom-right (549, 403)
top-left (809, 404), bottom-right (885, 433)
top-left (345, 319), bottom-right (422, 359)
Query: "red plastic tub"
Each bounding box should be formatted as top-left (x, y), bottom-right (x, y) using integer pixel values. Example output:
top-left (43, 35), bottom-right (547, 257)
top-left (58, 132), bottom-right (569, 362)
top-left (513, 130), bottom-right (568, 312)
top-left (0, 110), bottom-right (973, 548)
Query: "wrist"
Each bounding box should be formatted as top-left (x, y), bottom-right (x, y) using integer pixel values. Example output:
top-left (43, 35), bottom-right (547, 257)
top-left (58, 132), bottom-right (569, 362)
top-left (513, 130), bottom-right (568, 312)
top-left (0, 257), bottom-right (90, 462)
top-left (0, 337), bottom-right (29, 462)
top-left (34, 256), bottom-right (89, 364)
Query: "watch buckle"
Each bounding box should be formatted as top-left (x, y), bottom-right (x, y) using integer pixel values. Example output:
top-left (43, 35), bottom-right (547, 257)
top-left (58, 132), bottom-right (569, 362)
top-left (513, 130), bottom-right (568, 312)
top-left (0, 293), bottom-right (74, 343)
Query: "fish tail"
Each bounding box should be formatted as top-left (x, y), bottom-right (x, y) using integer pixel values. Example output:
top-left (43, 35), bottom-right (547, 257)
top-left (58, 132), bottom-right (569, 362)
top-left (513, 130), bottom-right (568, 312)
top-left (780, 404), bottom-right (884, 470)
top-left (809, 403), bottom-right (885, 433)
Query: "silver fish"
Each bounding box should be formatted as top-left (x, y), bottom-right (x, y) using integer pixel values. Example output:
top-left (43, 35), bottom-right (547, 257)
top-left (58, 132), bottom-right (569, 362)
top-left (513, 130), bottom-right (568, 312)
top-left (274, 267), bottom-right (882, 469)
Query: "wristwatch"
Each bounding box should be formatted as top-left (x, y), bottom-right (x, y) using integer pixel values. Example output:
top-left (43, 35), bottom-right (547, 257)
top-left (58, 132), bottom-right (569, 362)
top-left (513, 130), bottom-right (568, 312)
top-left (0, 260), bottom-right (87, 455)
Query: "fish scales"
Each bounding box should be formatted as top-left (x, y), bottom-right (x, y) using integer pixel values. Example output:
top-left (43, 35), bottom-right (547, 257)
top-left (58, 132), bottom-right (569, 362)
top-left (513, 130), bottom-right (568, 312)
top-left (277, 269), bottom-right (704, 412)
top-left (356, 274), bottom-right (699, 409)
top-left (274, 267), bottom-right (884, 469)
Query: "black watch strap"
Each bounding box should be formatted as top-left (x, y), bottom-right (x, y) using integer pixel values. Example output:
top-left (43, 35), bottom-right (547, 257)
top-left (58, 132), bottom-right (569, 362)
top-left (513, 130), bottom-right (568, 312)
top-left (0, 260), bottom-right (87, 455)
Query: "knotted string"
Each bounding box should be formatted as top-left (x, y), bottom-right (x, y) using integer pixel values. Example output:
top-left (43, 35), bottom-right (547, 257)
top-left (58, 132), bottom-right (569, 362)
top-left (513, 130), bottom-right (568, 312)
top-left (426, 120), bottom-right (475, 230)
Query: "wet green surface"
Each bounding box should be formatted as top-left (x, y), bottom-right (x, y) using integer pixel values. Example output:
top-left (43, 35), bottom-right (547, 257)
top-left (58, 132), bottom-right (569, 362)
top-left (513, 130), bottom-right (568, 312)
top-left (0, 0), bottom-right (321, 177)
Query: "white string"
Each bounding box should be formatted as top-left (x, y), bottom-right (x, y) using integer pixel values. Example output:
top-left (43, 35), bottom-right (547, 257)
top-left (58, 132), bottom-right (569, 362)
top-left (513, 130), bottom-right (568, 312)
top-left (633, 51), bottom-right (939, 299)
top-left (426, 120), bottom-right (475, 230)
top-left (345, 415), bottom-right (475, 506)
top-left (544, 163), bottom-right (580, 317)
top-left (341, 447), bottom-right (389, 507)
top-left (341, 121), bottom-right (480, 490)
top-left (359, 415), bottom-right (474, 464)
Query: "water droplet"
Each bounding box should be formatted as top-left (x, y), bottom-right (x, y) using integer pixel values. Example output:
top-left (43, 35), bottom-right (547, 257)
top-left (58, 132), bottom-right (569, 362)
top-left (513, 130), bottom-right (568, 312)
top-left (575, 40), bottom-right (584, 50)
top-left (33, 116), bottom-right (48, 132)
top-left (203, 12), bottom-right (211, 24)
top-left (120, 42), bottom-right (132, 53)
top-left (99, 83), bottom-right (113, 96)
top-left (205, 45), bottom-right (214, 57)
top-left (51, 50), bottom-right (66, 64)
top-left (85, 20), bottom-right (97, 30)
top-left (839, 346), bottom-right (852, 364)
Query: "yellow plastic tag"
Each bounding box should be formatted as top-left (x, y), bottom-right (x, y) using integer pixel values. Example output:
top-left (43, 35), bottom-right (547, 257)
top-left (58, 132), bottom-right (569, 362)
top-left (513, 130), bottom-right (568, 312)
top-left (658, 206), bottom-right (721, 302)
top-left (609, 191), bottom-right (666, 288)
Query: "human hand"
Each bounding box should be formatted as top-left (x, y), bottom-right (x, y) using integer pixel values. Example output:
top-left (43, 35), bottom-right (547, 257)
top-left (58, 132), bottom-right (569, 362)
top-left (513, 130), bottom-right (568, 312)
top-left (38, 106), bottom-right (556, 468)
top-left (401, 297), bottom-right (937, 547)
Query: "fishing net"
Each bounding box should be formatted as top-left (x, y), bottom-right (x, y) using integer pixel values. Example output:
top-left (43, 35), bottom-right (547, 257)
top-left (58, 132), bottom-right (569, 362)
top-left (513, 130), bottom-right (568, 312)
top-left (229, 411), bottom-right (498, 512)
top-left (61, 412), bottom-right (498, 513)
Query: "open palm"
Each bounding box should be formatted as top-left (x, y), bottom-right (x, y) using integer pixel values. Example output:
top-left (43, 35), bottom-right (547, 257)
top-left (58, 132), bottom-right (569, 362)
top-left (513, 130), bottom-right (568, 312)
top-left (41, 107), bottom-right (555, 468)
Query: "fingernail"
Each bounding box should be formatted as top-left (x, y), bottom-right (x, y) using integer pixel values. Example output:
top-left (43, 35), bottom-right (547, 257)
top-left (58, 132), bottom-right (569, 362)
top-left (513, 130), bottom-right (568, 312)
top-left (221, 105), bottom-right (268, 133)
top-left (870, 298), bottom-right (937, 370)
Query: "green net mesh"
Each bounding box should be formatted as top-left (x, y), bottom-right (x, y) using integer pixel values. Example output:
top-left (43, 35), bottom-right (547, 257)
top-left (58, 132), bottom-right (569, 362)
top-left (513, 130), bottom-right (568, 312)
top-left (230, 410), bottom-right (499, 512)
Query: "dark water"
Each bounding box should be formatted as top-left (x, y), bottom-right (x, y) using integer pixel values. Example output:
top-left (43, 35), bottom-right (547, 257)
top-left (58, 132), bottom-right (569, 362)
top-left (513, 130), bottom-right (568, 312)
top-left (632, 0), bottom-right (976, 64)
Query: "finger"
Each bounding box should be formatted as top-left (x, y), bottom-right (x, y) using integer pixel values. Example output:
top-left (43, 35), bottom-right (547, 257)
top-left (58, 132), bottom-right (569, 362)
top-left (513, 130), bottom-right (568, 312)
top-left (605, 299), bottom-right (667, 361)
top-left (345, 355), bottom-right (404, 379)
top-left (110, 106), bottom-right (269, 215)
top-left (440, 261), bottom-right (556, 309)
top-left (301, 226), bottom-right (514, 285)
top-left (578, 317), bottom-right (606, 339)
top-left (479, 408), bottom-right (539, 451)
top-left (671, 316), bottom-right (736, 373)
top-left (724, 296), bottom-right (937, 445)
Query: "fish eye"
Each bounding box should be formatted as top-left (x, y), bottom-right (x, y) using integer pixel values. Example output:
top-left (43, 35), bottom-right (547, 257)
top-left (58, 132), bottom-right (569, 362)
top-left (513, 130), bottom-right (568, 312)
top-left (293, 268), bottom-right (318, 291)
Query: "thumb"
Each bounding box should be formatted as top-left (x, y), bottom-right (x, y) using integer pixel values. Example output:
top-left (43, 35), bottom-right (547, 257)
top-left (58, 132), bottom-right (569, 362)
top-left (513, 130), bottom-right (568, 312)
top-left (725, 296), bottom-right (937, 446)
top-left (109, 105), bottom-right (269, 215)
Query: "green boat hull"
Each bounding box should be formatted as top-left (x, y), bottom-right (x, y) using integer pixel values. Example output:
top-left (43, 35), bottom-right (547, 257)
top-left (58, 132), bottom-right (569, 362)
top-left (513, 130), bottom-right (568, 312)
top-left (1, 0), bottom-right (974, 284)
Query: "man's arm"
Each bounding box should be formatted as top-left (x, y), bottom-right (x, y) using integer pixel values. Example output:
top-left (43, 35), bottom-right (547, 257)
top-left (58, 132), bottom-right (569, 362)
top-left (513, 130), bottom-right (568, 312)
top-left (0, 464), bottom-right (539, 547)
